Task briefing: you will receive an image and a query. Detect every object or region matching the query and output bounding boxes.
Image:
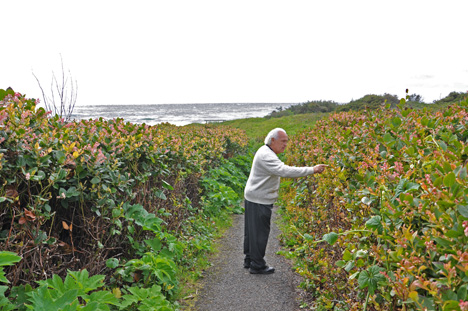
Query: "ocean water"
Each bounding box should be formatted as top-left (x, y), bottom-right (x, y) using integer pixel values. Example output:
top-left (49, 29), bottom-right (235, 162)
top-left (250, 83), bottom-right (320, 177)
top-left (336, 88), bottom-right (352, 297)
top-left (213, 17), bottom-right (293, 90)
top-left (71, 103), bottom-right (292, 126)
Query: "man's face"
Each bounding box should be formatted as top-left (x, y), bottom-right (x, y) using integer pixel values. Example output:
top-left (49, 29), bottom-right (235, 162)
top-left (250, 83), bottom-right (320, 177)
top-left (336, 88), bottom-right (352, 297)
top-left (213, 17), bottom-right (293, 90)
top-left (270, 131), bottom-right (288, 154)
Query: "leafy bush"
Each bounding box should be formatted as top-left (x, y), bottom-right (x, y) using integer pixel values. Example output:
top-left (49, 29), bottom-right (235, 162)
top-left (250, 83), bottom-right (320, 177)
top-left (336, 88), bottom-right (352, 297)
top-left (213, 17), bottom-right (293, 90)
top-left (0, 251), bottom-right (22, 310)
top-left (336, 93), bottom-right (400, 112)
top-left (433, 91), bottom-right (467, 105)
top-left (200, 154), bottom-right (251, 215)
top-left (279, 93), bottom-right (468, 310)
top-left (267, 100), bottom-right (338, 118)
top-left (263, 91), bottom-right (467, 123)
top-left (0, 89), bottom-right (249, 309)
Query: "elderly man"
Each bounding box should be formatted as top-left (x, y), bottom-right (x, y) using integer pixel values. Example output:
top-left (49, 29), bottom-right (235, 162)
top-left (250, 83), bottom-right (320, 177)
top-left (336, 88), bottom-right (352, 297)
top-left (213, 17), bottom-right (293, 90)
top-left (243, 128), bottom-right (327, 274)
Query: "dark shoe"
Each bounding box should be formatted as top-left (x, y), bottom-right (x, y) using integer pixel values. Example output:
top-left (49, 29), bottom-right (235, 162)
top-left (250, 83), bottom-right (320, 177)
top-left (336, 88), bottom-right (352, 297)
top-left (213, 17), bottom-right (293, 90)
top-left (249, 266), bottom-right (275, 274)
top-left (244, 262), bottom-right (250, 269)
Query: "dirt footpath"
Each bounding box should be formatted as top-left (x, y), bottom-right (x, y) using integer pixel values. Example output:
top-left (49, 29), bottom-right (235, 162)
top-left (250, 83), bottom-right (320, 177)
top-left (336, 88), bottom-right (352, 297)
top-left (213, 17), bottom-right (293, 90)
top-left (192, 206), bottom-right (304, 311)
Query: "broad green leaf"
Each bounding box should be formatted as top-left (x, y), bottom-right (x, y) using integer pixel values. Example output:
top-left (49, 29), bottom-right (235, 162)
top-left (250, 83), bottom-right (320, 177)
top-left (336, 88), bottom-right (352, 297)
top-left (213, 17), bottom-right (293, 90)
top-left (323, 232), bottom-right (339, 245)
top-left (408, 290), bottom-right (418, 301)
top-left (111, 208), bottom-right (121, 218)
top-left (458, 284), bottom-right (467, 301)
top-left (26, 286), bottom-right (78, 311)
top-left (419, 296), bottom-right (436, 311)
top-left (0, 285), bottom-right (15, 310)
top-left (162, 180), bottom-right (174, 190)
top-left (53, 150), bottom-right (66, 164)
top-left (400, 193), bottom-right (414, 205)
top-left (445, 229), bottom-right (462, 238)
top-left (155, 190), bottom-right (167, 200)
top-left (40, 270), bottom-right (105, 298)
top-left (0, 272), bottom-right (7, 284)
top-left (106, 258), bottom-right (119, 269)
top-left (0, 252), bottom-right (22, 267)
top-left (66, 186), bottom-right (80, 197)
top-left (357, 265), bottom-right (386, 294)
top-left (38, 274), bottom-right (65, 293)
top-left (442, 300), bottom-right (459, 311)
top-left (438, 140), bottom-right (447, 151)
top-left (365, 215), bottom-right (382, 233)
top-left (9, 284), bottom-right (33, 308)
top-left (0, 89), bottom-right (7, 100)
top-left (457, 205), bottom-right (468, 218)
top-left (383, 133), bottom-right (394, 143)
top-left (391, 117), bottom-right (402, 128)
top-left (393, 179), bottom-right (420, 202)
top-left (142, 216), bottom-right (163, 232)
top-left (335, 260), bottom-right (345, 268)
top-left (81, 301), bottom-right (101, 311)
top-left (145, 237), bottom-right (162, 252)
top-left (120, 284), bottom-right (171, 309)
top-left (433, 176), bottom-right (443, 187)
top-left (434, 237), bottom-right (453, 247)
top-left (344, 261), bottom-right (355, 272)
top-left (31, 170), bottom-right (46, 181)
top-left (443, 172), bottom-right (456, 188)
top-left (442, 289), bottom-right (458, 301)
top-left (421, 116), bottom-right (429, 126)
top-left (443, 161), bottom-right (452, 173)
top-left (408, 182), bottom-right (420, 191)
top-left (361, 197), bottom-right (372, 206)
top-left (357, 270), bottom-right (369, 288)
top-left (406, 146), bottom-right (416, 157)
top-left (342, 249), bottom-right (352, 261)
top-left (459, 167), bottom-right (467, 180)
top-left (0, 251), bottom-right (21, 283)
top-left (349, 271), bottom-right (359, 280)
top-left (86, 290), bottom-right (120, 306)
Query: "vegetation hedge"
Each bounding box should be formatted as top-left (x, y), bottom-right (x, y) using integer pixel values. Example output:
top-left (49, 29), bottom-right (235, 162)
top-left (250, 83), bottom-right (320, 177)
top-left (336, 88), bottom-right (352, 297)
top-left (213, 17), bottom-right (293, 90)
top-left (279, 94), bottom-right (468, 310)
top-left (267, 91), bottom-right (467, 119)
top-left (0, 88), bottom-right (248, 310)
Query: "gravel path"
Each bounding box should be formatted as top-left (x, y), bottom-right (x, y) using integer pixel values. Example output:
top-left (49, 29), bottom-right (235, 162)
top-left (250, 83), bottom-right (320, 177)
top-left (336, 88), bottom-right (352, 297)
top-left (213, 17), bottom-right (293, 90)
top-left (192, 206), bottom-right (303, 311)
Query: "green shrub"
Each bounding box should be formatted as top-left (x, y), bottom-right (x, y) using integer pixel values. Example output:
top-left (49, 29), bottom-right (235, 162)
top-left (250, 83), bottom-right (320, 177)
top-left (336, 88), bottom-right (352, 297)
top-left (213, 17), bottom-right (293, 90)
top-left (200, 155), bottom-right (251, 215)
top-left (279, 93), bottom-right (468, 310)
top-left (0, 89), bottom-right (249, 309)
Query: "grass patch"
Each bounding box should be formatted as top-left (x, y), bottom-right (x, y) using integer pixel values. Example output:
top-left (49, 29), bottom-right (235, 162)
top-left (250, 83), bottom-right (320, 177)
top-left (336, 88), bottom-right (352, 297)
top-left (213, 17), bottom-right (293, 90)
top-left (175, 210), bottom-right (233, 310)
top-left (220, 112), bottom-right (328, 143)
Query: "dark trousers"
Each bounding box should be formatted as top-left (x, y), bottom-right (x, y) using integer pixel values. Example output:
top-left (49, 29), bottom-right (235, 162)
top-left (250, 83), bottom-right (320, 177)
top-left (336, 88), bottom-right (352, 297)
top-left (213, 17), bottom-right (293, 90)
top-left (243, 199), bottom-right (273, 269)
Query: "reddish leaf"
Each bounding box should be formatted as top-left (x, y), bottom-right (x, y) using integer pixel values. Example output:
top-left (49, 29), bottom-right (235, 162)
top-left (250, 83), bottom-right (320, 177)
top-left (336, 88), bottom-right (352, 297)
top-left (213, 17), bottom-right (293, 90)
top-left (24, 210), bottom-right (36, 221)
top-left (62, 221), bottom-right (69, 230)
top-left (5, 187), bottom-right (18, 198)
top-left (133, 271), bottom-right (142, 282)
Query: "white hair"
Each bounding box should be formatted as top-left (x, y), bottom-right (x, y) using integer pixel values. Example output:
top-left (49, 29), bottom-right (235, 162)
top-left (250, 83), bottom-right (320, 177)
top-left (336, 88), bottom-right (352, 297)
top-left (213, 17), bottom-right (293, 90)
top-left (264, 128), bottom-right (286, 145)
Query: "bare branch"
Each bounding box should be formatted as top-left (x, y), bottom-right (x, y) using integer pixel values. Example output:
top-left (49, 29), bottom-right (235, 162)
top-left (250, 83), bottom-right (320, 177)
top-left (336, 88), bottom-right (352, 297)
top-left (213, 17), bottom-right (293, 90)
top-left (50, 73), bottom-right (58, 115)
top-left (32, 71), bottom-right (51, 112)
top-left (66, 71), bottom-right (78, 121)
top-left (60, 55), bottom-right (66, 117)
top-left (32, 55), bottom-right (78, 121)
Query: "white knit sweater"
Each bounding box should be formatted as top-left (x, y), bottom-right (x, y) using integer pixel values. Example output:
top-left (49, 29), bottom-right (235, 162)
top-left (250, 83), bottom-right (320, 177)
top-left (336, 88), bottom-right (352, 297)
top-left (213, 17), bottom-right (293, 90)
top-left (244, 145), bottom-right (316, 205)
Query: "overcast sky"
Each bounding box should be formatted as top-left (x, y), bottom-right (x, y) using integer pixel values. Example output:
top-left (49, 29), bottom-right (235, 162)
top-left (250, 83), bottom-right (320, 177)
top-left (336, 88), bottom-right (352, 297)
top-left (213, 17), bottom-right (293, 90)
top-left (2, 0), bottom-right (467, 107)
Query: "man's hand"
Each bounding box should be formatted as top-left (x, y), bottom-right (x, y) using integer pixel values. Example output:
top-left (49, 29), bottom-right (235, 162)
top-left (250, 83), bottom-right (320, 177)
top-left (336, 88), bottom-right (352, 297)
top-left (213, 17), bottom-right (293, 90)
top-left (313, 164), bottom-right (328, 174)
